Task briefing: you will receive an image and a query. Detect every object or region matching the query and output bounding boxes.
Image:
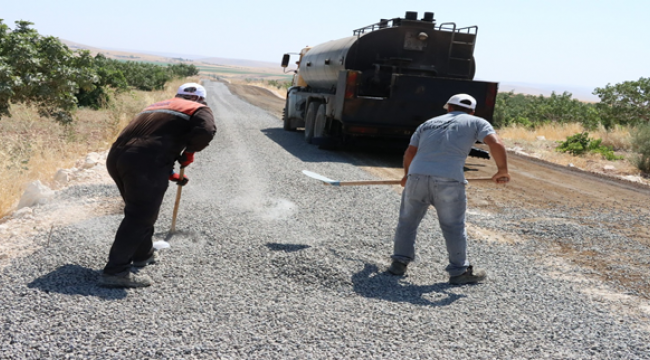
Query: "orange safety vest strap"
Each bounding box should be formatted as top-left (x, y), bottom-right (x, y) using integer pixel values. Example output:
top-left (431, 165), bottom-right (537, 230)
top-left (140, 98), bottom-right (206, 120)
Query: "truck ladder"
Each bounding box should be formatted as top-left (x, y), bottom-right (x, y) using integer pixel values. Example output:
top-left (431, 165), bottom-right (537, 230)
top-left (439, 23), bottom-right (478, 79)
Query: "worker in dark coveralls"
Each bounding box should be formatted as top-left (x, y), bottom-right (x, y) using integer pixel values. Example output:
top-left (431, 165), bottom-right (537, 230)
top-left (388, 94), bottom-right (510, 284)
top-left (100, 83), bottom-right (216, 288)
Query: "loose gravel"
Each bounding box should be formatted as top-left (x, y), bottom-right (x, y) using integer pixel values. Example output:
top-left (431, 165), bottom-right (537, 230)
top-left (1, 81), bottom-right (649, 359)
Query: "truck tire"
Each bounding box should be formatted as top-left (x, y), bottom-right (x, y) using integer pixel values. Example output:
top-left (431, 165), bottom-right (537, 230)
top-left (313, 103), bottom-right (328, 140)
top-left (304, 101), bottom-right (319, 143)
top-left (282, 98), bottom-right (296, 131)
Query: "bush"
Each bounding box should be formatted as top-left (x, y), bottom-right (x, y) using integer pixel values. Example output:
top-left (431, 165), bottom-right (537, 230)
top-left (556, 132), bottom-right (623, 160)
top-left (630, 123), bottom-right (650, 173)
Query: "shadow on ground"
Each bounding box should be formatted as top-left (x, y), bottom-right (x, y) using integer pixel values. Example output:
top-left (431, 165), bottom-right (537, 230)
top-left (266, 243), bottom-right (311, 252)
top-left (27, 264), bottom-right (127, 300)
top-left (261, 128), bottom-right (404, 167)
top-left (352, 263), bottom-right (465, 307)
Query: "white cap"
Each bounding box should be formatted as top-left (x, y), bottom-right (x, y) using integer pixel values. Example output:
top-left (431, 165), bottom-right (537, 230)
top-left (443, 93), bottom-right (477, 110)
top-left (177, 83), bottom-right (206, 98)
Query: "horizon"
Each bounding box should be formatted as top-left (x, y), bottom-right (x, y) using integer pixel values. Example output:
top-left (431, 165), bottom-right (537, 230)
top-left (64, 39), bottom-right (603, 102)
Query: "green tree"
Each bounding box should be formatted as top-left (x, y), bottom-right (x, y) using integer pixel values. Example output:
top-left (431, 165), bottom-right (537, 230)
top-left (168, 63), bottom-right (199, 77)
top-left (593, 77), bottom-right (650, 127)
top-left (493, 91), bottom-right (604, 129)
top-left (0, 20), bottom-right (200, 119)
top-left (0, 20), bottom-right (97, 124)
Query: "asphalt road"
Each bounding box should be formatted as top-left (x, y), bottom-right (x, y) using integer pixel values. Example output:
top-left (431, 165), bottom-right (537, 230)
top-left (0, 81), bottom-right (648, 359)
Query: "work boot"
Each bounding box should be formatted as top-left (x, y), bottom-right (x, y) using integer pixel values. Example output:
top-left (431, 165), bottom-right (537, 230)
top-left (449, 265), bottom-right (487, 285)
top-left (388, 260), bottom-right (408, 276)
top-left (132, 251), bottom-right (158, 268)
top-left (99, 272), bottom-right (153, 288)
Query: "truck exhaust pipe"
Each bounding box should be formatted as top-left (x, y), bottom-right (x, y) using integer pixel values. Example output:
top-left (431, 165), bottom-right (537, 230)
top-left (405, 11), bottom-right (417, 20)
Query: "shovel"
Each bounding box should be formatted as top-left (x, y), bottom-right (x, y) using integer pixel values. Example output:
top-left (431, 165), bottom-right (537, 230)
top-left (170, 167), bottom-right (185, 233)
top-left (302, 170), bottom-right (401, 186)
top-left (302, 170), bottom-right (495, 186)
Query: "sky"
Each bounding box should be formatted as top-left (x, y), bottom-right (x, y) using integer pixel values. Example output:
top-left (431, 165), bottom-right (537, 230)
top-left (2, 0), bottom-right (649, 97)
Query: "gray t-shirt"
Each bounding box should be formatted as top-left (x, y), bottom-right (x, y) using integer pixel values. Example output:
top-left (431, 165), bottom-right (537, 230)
top-left (408, 111), bottom-right (495, 182)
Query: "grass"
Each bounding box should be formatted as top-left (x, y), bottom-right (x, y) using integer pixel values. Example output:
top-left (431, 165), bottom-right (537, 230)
top-left (0, 77), bottom-right (196, 219)
top-left (497, 123), bottom-right (640, 177)
top-left (498, 123), bottom-right (632, 150)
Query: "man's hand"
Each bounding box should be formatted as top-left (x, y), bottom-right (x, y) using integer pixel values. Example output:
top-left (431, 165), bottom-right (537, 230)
top-left (491, 170), bottom-right (510, 185)
top-left (178, 151), bottom-right (195, 168)
top-left (169, 172), bottom-right (189, 186)
top-left (401, 145), bottom-right (417, 188)
top-left (400, 175), bottom-right (408, 187)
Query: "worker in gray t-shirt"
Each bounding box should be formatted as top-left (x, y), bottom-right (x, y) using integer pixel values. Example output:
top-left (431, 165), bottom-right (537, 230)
top-left (388, 93), bottom-right (510, 284)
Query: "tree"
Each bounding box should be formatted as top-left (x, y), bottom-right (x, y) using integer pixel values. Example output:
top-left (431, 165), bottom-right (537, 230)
top-left (492, 91), bottom-right (601, 129)
top-left (0, 20), bottom-right (97, 124)
top-left (593, 77), bottom-right (650, 127)
top-left (1, 19), bottom-right (205, 122)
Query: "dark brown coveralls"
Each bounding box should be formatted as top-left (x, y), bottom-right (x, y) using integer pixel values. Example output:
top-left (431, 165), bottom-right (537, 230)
top-left (104, 97), bottom-right (216, 275)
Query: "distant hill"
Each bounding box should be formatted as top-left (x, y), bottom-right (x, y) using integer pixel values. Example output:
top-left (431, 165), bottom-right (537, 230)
top-left (58, 39), bottom-right (599, 101)
top-left (498, 82), bottom-right (599, 103)
top-left (60, 39), bottom-right (285, 74)
top-left (198, 57), bottom-right (279, 69)
top-left (61, 39), bottom-right (280, 69)
top-left (60, 39), bottom-right (190, 63)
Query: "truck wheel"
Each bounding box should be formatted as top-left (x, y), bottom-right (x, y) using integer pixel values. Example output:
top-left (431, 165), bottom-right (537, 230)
top-left (282, 99), bottom-right (296, 131)
top-left (282, 107), bottom-right (295, 131)
top-left (304, 102), bottom-right (318, 143)
top-left (313, 104), bottom-right (328, 140)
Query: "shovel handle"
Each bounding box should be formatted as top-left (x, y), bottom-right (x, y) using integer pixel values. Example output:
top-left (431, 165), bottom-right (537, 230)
top-left (334, 179), bottom-right (402, 186)
top-left (170, 168), bottom-right (184, 233)
top-left (326, 178), bottom-right (500, 186)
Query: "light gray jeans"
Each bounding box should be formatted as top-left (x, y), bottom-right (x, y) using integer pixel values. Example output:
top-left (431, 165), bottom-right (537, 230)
top-left (392, 174), bottom-right (470, 276)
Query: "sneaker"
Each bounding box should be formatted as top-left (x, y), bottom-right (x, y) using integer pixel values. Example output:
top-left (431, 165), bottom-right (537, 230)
top-left (99, 272), bottom-right (153, 288)
top-left (449, 265), bottom-right (487, 285)
top-left (132, 252), bottom-right (157, 268)
top-left (388, 260), bottom-right (408, 275)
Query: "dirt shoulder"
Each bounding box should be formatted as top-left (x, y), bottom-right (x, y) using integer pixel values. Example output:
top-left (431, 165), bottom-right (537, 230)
top-left (226, 83), bottom-right (285, 120)
top-left (227, 82), bottom-right (650, 300)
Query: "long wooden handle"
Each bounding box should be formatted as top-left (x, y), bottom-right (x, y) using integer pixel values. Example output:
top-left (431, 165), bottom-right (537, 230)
top-left (170, 168), bottom-right (184, 233)
top-left (332, 178), bottom-right (497, 186)
top-left (335, 179), bottom-right (402, 186)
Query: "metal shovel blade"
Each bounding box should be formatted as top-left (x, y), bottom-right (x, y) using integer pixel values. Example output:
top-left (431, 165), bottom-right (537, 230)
top-left (302, 170), bottom-right (340, 186)
top-left (302, 170), bottom-right (402, 186)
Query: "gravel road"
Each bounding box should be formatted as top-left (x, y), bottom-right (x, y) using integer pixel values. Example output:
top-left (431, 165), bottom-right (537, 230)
top-left (1, 81), bottom-right (649, 359)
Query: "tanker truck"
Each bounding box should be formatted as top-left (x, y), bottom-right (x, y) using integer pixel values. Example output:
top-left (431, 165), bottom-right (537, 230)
top-left (280, 11), bottom-right (499, 146)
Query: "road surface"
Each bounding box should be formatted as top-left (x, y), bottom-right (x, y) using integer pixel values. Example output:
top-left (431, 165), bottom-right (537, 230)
top-left (0, 81), bottom-right (648, 359)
